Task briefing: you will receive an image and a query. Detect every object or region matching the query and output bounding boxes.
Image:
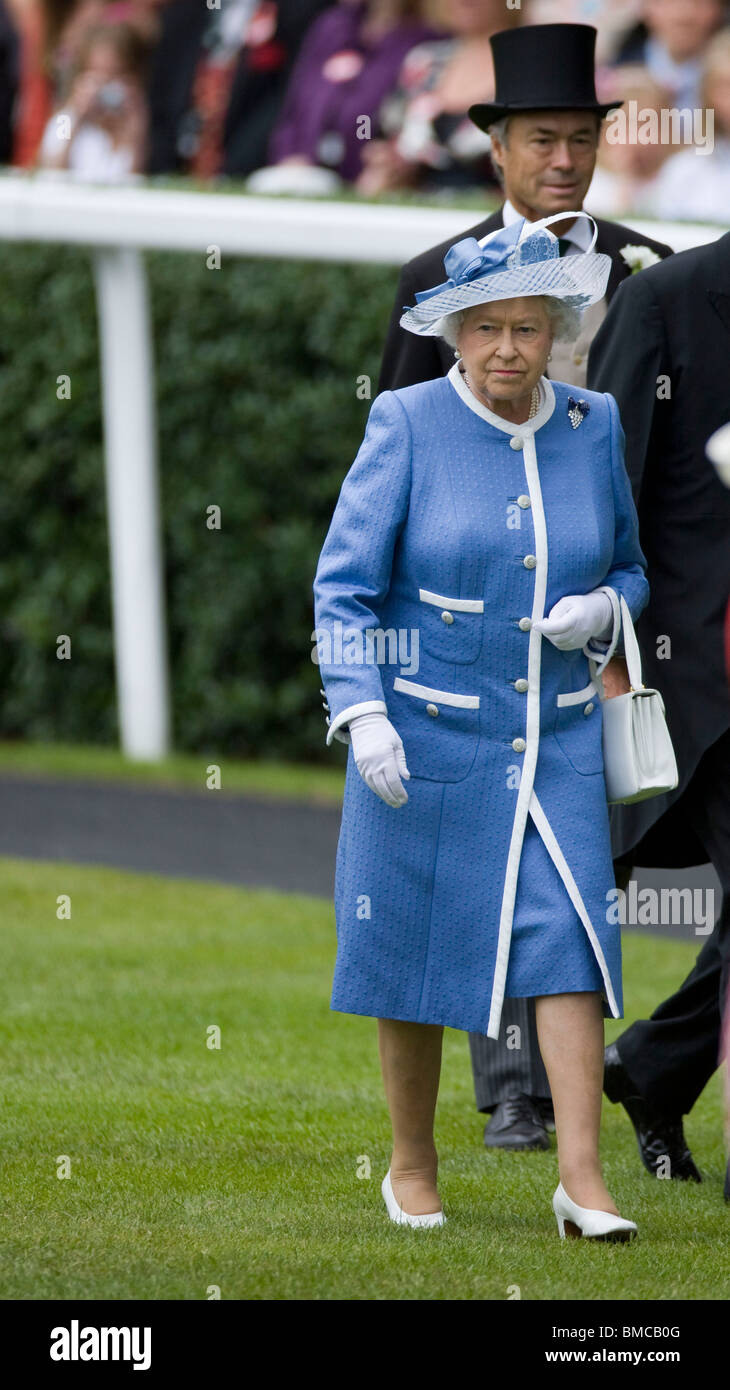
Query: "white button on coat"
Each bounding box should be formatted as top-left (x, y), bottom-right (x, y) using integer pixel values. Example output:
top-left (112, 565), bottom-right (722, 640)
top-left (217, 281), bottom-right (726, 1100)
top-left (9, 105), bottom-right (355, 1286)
top-left (512, 737), bottom-right (526, 752)
top-left (517, 495), bottom-right (531, 508)
top-left (514, 678), bottom-right (529, 692)
top-left (509, 437), bottom-right (523, 451)
top-left (426, 703), bottom-right (439, 717)
top-left (584, 702), bottom-right (595, 715)
top-left (523, 554), bottom-right (537, 569)
top-left (518, 617), bottom-right (532, 630)
top-left (441, 610), bottom-right (454, 624)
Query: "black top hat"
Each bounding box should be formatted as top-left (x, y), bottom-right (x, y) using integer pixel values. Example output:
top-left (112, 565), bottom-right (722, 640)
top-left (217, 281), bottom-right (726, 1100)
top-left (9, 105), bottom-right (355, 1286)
top-left (469, 23), bottom-right (622, 133)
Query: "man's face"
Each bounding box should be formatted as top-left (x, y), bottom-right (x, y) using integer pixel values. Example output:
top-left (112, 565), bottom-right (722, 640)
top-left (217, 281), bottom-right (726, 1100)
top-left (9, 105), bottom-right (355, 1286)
top-left (490, 112), bottom-right (601, 221)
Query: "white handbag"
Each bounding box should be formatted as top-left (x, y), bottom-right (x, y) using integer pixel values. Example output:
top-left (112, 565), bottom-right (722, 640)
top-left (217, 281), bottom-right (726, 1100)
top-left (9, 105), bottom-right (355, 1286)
top-left (587, 592), bottom-right (679, 805)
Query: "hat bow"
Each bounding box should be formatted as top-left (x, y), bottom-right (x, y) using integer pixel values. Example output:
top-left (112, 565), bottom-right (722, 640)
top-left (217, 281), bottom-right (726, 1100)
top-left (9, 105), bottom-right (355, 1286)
top-left (413, 221), bottom-right (561, 307)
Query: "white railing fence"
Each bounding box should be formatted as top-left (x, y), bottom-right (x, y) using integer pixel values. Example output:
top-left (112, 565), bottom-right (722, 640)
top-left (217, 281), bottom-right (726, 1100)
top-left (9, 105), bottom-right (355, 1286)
top-left (0, 174), bottom-right (722, 760)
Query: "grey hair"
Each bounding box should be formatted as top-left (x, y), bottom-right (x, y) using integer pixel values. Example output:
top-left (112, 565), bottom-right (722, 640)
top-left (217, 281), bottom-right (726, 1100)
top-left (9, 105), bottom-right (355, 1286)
top-left (488, 117), bottom-right (511, 145)
top-left (438, 296), bottom-right (582, 349)
top-left (487, 118), bottom-right (511, 188)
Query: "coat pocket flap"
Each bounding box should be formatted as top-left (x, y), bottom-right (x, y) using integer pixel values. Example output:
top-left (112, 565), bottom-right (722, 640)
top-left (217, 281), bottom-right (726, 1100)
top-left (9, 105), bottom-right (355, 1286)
top-left (557, 681), bottom-right (597, 707)
top-left (393, 677), bottom-right (480, 709)
top-left (418, 588), bottom-right (484, 613)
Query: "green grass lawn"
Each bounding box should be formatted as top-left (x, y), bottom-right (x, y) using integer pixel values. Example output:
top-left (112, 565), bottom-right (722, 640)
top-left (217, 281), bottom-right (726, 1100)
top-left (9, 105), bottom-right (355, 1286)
top-left (0, 739), bottom-right (346, 805)
top-left (1, 854), bottom-right (727, 1301)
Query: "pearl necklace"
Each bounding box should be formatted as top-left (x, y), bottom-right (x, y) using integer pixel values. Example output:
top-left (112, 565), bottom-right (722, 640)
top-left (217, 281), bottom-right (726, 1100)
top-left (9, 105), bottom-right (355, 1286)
top-left (463, 371), bottom-right (540, 421)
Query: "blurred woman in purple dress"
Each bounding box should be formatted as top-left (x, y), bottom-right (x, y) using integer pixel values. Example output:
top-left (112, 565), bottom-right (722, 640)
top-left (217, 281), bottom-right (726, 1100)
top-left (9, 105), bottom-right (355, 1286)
top-left (266, 0), bottom-right (439, 183)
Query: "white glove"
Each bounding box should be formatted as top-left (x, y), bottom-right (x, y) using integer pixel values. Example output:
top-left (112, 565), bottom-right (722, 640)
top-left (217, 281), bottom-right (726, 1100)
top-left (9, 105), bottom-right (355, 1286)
top-left (533, 591), bottom-right (613, 651)
top-left (348, 711), bottom-right (410, 807)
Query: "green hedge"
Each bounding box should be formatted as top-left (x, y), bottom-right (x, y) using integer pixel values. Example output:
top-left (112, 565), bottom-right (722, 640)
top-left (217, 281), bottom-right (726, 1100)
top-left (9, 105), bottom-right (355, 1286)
top-left (0, 244), bottom-right (400, 764)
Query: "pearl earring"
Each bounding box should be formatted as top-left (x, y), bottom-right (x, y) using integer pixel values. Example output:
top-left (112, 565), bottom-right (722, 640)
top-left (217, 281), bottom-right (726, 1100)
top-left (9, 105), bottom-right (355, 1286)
top-left (454, 348), bottom-right (461, 359)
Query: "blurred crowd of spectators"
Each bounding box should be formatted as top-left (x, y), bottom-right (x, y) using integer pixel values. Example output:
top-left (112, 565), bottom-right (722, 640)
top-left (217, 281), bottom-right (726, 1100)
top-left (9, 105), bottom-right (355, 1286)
top-left (0, 0), bottom-right (728, 222)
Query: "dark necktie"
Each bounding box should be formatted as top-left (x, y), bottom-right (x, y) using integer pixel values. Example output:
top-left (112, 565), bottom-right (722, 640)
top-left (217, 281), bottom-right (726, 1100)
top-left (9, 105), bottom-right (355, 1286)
top-left (558, 237), bottom-right (572, 257)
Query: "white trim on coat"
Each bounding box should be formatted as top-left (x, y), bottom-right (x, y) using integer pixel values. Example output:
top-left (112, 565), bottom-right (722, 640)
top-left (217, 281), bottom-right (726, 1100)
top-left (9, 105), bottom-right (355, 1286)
top-left (556, 681), bottom-right (597, 707)
top-left (393, 677), bottom-right (480, 709)
top-left (487, 427), bottom-right (550, 1038)
top-left (528, 789), bottom-right (620, 1019)
top-left (447, 363), bottom-right (556, 434)
top-left (418, 587), bottom-right (484, 613)
top-left (326, 699), bottom-right (388, 746)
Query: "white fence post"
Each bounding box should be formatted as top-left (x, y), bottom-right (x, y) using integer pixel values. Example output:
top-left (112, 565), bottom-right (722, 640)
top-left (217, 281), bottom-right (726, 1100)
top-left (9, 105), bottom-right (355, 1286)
top-left (92, 247), bottom-right (170, 761)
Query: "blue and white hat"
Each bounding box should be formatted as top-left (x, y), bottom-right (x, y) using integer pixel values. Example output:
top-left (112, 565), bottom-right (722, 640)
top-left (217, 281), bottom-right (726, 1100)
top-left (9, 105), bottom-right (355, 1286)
top-left (400, 211), bottom-right (611, 337)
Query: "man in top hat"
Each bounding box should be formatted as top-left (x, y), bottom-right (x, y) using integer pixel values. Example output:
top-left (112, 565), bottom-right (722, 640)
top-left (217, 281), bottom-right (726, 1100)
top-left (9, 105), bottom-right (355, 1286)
top-left (377, 22), bottom-right (673, 1153)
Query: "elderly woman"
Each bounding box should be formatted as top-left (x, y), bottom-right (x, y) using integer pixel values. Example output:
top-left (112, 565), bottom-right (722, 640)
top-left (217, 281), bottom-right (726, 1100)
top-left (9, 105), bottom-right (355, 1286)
top-left (313, 214), bottom-right (649, 1239)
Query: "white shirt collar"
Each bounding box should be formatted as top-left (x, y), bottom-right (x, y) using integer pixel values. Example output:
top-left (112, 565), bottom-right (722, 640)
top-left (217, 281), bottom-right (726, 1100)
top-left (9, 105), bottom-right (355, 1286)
top-left (500, 197), bottom-right (593, 253)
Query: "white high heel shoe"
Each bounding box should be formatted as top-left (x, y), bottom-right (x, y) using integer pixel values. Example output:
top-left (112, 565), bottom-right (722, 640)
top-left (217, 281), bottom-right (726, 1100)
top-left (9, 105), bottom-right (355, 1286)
top-left (553, 1182), bottom-right (637, 1241)
top-left (381, 1170), bottom-right (446, 1228)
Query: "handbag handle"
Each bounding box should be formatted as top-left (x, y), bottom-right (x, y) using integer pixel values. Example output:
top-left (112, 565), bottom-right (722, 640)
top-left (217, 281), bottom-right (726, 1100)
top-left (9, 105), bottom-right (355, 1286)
top-left (618, 593), bottom-right (645, 690)
top-left (585, 589), bottom-right (644, 693)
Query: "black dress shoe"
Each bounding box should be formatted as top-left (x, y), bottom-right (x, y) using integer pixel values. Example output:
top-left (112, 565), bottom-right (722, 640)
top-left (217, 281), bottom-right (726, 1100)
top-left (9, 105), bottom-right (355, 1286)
top-left (535, 1097), bottom-right (556, 1133)
top-left (604, 1042), bottom-right (701, 1182)
top-left (484, 1094), bottom-right (550, 1151)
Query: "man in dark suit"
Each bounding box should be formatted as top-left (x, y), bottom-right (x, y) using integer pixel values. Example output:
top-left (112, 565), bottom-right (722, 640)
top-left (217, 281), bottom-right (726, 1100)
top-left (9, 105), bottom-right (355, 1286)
top-left (588, 234), bottom-right (730, 1195)
top-left (377, 22), bottom-right (673, 1152)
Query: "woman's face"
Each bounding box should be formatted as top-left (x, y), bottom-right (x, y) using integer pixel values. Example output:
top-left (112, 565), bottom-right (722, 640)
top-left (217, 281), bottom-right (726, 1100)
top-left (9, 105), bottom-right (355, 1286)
top-left (456, 297), bottom-right (553, 406)
top-left (83, 40), bottom-right (127, 84)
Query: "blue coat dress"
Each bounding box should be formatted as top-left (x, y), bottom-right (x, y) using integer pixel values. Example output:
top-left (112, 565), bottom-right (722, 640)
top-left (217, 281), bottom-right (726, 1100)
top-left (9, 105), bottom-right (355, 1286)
top-left (312, 366), bottom-right (649, 1038)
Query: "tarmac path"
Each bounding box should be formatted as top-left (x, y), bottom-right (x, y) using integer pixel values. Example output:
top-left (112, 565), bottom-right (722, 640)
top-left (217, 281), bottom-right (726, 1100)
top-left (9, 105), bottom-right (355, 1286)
top-left (0, 774), bottom-right (719, 945)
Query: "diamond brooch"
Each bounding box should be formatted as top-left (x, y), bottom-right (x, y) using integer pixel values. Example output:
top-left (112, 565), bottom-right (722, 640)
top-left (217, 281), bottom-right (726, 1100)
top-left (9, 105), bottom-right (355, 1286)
top-left (568, 397), bottom-right (590, 429)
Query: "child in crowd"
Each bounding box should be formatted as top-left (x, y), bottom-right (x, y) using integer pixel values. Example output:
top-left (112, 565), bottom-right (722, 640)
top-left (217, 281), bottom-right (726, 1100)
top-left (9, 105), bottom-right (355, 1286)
top-left (37, 16), bottom-right (149, 180)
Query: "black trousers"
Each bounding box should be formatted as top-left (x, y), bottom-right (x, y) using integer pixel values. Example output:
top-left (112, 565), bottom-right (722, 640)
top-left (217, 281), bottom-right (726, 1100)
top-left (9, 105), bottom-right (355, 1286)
top-left (469, 727), bottom-right (730, 1116)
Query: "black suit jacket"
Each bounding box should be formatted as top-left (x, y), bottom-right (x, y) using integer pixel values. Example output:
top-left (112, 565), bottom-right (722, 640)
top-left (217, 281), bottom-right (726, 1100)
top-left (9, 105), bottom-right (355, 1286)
top-left (377, 207), bottom-right (672, 393)
top-left (587, 232), bottom-right (730, 866)
top-left (0, 0), bottom-right (18, 165)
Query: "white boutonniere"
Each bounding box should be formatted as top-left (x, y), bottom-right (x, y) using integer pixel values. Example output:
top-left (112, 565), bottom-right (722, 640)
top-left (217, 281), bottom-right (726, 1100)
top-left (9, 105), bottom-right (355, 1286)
top-left (619, 244), bottom-right (662, 274)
